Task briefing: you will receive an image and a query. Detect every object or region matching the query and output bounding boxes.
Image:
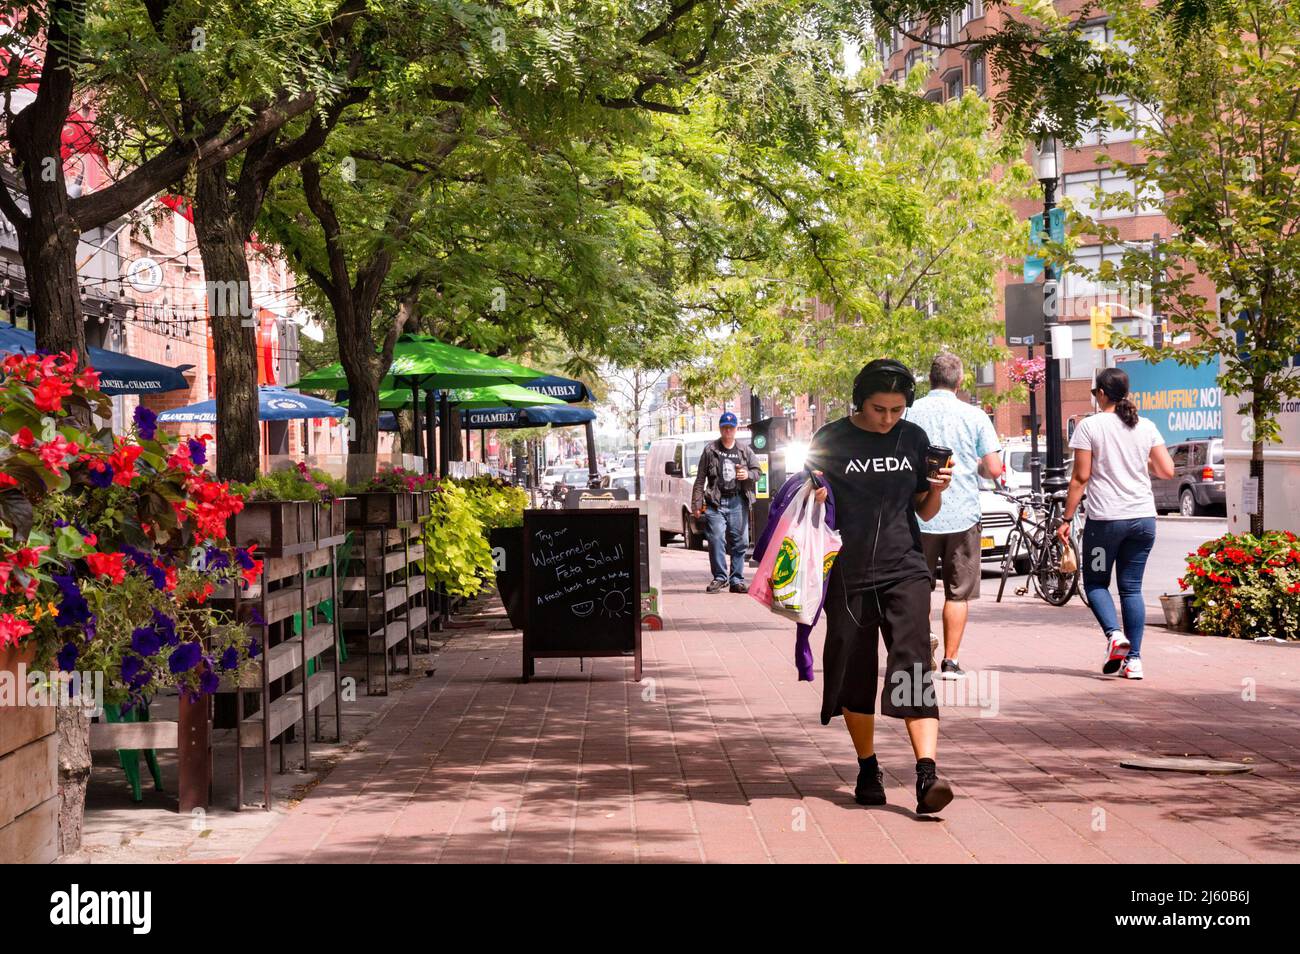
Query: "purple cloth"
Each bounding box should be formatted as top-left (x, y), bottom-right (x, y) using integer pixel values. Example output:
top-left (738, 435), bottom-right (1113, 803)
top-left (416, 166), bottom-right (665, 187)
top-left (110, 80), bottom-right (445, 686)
top-left (752, 471), bottom-right (838, 682)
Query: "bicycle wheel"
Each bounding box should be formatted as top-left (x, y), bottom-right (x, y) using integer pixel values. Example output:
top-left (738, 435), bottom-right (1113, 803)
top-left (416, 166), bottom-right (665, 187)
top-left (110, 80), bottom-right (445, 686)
top-left (997, 526), bottom-right (1026, 602)
top-left (1031, 531), bottom-right (1078, 606)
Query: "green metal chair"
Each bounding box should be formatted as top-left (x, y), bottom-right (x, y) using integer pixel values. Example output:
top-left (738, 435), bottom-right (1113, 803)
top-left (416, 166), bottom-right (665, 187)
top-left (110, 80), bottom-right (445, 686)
top-left (293, 531), bottom-right (353, 675)
top-left (103, 701), bottom-right (164, 802)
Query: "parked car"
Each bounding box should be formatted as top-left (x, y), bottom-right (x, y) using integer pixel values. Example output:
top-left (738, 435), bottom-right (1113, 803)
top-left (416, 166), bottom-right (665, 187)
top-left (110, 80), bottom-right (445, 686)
top-left (999, 438), bottom-right (1073, 491)
top-left (1152, 437), bottom-right (1225, 516)
top-left (607, 468), bottom-right (644, 500)
top-left (539, 464), bottom-right (570, 493)
top-left (646, 429), bottom-right (751, 548)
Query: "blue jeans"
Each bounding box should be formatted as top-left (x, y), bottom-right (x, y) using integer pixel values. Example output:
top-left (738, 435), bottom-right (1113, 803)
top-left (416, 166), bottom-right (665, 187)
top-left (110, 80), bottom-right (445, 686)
top-left (1081, 517), bottom-right (1157, 658)
top-left (705, 495), bottom-right (749, 586)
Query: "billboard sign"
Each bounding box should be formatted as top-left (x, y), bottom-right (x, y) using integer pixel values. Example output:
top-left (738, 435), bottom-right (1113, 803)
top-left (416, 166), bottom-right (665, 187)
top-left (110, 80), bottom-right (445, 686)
top-left (1117, 356), bottom-right (1222, 444)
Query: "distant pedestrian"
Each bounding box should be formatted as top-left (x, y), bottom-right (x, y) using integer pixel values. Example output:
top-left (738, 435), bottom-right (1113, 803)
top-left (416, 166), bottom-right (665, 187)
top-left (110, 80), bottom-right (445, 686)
top-left (692, 411), bottom-right (761, 593)
top-left (1058, 368), bottom-right (1175, 680)
top-left (807, 359), bottom-right (955, 816)
top-left (905, 353), bottom-right (1004, 680)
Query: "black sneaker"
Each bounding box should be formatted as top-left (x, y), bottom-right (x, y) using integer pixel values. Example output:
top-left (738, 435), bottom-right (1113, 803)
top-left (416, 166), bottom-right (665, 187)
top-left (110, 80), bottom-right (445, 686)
top-left (855, 762), bottom-right (886, 806)
top-left (729, 582), bottom-right (747, 593)
top-left (706, 579), bottom-right (727, 593)
top-left (937, 658), bottom-right (967, 680)
top-left (915, 761), bottom-right (953, 815)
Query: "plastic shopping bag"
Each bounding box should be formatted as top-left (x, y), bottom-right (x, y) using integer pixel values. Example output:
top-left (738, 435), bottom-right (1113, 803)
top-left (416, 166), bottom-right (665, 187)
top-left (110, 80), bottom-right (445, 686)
top-left (750, 479), bottom-right (841, 626)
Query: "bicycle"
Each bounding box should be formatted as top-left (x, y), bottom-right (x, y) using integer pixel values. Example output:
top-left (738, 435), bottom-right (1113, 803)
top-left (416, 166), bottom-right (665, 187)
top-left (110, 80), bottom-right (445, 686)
top-left (995, 488), bottom-right (1084, 607)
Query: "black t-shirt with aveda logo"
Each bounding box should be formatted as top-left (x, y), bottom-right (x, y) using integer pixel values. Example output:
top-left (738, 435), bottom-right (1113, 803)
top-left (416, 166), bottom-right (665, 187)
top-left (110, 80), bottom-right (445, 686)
top-left (806, 416), bottom-right (932, 591)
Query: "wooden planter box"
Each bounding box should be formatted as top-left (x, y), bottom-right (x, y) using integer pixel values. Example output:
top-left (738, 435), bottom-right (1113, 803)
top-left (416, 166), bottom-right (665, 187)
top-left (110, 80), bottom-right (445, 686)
top-left (231, 499), bottom-right (319, 556)
top-left (413, 490), bottom-right (431, 522)
top-left (0, 642), bottom-right (58, 863)
top-left (318, 498), bottom-right (352, 547)
top-left (347, 491), bottom-right (415, 529)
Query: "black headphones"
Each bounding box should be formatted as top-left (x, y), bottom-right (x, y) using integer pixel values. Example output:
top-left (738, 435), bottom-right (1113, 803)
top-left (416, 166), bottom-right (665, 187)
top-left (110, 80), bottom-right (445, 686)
top-left (852, 358), bottom-right (916, 410)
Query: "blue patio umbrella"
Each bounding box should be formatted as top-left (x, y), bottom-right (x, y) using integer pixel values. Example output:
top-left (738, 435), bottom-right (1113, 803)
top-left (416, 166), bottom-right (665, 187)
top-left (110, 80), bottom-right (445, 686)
top-left (519, 374), bottom-right (596, 404)
top-left (156, 386), bottom-right (347, 423)
top-left (463, 405), bottom-right (596, 428)
top-left (0, 323), bottom-right (194, 395)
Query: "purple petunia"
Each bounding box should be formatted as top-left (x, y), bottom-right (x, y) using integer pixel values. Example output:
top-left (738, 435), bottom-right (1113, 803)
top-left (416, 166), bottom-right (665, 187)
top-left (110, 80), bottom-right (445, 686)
top-left (247, 638), bottom-right (261, 659)
top-left (234, 547), bottom-right (255, 571)
top-left (219, 646), bottom-right (240, 671)
top-left (134, 405), bottom-right (158, 440)
top-left (57, 642), bottom-right (79, 672)
top-left (53, 573), bottom-right (93, 628)
top-left (88, 463), bottom-right (115, 488)
top-left (198, 666), bottom-right (220, 695)
top-left (130, 625), bottom-right (161, 657)
top-left (247, 605), bottom-right (265, 628)
top-left (187, 438), bottom-right (207, 466)
top-left (120, 654), bottom-right (142, 683)
top-left (168, 641), bottom-right (202, 674)
top-left (152, 609), bottom-right (178, 646)
top-left (204, 545), bottom-right (230, 571)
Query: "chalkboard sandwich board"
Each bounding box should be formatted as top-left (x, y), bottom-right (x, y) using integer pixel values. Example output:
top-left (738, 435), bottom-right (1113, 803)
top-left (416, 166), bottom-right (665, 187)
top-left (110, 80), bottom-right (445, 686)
top-left (522, 508), bottom-right (642, 682)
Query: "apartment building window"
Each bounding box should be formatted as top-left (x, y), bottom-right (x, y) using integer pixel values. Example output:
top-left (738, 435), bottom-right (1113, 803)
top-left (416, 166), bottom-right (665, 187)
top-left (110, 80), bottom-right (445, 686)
top-left (975, 360), bottom-right (994, 386)
top-left (1064, 169), bottom-right (1163, 220)
top-left (1061, 243), bottom-right (1147, 300)
top-left (1078, 95), bottom-right (1162, 146)
top-left (1081, 18), bottom-right (1134, 55)
top-left (960, 1), bottom-right (985, 27)
top-left (944, 69), bottom-right (963, 101)
top-left (968, 52), bottom-right (986, 95)
top-left (1065, 324), bottom-right (1102, 380)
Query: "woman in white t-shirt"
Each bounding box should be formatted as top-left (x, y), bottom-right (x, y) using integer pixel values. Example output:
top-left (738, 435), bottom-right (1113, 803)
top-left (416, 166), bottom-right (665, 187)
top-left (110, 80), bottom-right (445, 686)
top-left (1056, 368), bottom-right (1175, 680)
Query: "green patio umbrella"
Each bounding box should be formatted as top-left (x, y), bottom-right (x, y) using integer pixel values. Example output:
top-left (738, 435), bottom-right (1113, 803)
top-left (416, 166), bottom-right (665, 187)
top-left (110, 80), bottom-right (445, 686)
top-left (291, 334), bottom-right (542, 392)
top-left (345, 383), bottom-right (565, 410)
top-left (291, 334), bottom-right (544, 475)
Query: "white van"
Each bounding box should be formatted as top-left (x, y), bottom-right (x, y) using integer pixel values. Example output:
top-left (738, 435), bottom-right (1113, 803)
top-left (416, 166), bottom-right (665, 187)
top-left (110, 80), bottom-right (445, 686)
top-left (646, 429), bottom-right (750, 548)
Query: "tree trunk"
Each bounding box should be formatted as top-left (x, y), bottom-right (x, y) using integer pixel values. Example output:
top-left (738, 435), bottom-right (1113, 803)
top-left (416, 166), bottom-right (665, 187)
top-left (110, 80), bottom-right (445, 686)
top-left (193, 166), bottom-right (261, 483)
top-left (56, 705), bottom-right (90, 856)
top-left (16, 188), bottom-right (86, 361)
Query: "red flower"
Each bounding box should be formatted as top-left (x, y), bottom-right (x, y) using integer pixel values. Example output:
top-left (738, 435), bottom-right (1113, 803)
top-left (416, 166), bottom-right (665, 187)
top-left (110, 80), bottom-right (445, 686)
top-left (86, 551), bottom-right (127, 584)
top-left (161, 563), bottom-right (177, 592)
top-left (0, 612), bottom-right (32, 650)
top-left (11, 427), bottom-right (34, 449)
top-left (75, 368), bottom-right (99, 390)
top-left (82, 533), bottom-right (97, 547)
top-left (37, 435), bottom-right (80, 474)
top-left (13, 545), bottom-right (46, 568)
top-left (108, 442), bottom-right (143, 486)
top-left (0, 473), bottom-right (16, 489)
top-left (33, 375), bottom-right (74, 413)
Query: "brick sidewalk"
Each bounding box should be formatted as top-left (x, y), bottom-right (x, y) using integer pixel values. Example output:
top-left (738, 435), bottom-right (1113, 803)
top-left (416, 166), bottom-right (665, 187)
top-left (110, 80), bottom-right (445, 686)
top-left (240, 546), bottom-right (1300, 863)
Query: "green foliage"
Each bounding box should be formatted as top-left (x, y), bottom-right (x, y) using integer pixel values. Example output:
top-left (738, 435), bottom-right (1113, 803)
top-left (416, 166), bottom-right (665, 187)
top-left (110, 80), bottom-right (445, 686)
top-left (421, 480), bottom-right (493, 597)
top-left (459, 476), bottom-right (528, 530)
top-left (233, 465), bottom-right (347, 504)
top-left (685, 79), bottom-right (1034, 404)
top-left (1067, 0), bottom-right (1300, 522)
top-left (1181, 530), bottom-right (1300, 640)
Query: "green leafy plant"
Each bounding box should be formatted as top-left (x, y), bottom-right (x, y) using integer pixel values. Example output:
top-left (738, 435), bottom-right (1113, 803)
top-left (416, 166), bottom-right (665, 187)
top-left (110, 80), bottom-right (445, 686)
top-left (234, 463), bottom-right (348, 505)
top-left (1180, 530), bottom-right (1300, 640)
top-left (422, 480), bottom-right (493, 597)
top-left (460, 475), bottom-right (528, 530)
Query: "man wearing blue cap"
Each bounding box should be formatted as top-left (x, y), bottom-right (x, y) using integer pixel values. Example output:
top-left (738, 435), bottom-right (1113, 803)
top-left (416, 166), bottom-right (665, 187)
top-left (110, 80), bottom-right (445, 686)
top-left (692, 411), bottom-right (762, 592)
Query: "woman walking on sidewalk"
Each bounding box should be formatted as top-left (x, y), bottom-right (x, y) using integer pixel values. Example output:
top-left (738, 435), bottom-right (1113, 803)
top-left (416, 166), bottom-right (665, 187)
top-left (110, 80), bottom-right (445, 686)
top-left (1057, 368), bottom-right (1175, 680)
top-left (807, 359), bottom-right (954, 815)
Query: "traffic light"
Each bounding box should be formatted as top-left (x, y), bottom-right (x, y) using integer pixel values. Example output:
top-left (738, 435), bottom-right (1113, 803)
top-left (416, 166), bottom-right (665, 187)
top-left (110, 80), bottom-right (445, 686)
top-left (1089, 304), bottom-right (1113, 349)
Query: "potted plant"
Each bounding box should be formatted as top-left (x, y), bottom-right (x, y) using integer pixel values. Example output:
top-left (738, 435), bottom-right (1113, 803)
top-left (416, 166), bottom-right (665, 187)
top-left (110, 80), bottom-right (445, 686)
top-left (1180, 530), bottom-right (1300, 640)
top-left (0, 353), bottom-right (260, 854)
top-left (232, 463), bottom-right (350, 552)
top-left (346, 466), bottom-right (430, 527)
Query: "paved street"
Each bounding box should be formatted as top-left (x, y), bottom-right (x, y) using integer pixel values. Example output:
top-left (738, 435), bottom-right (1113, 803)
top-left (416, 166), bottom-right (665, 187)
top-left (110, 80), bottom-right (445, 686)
top-left (240, 541), bottom-right (1299, 864)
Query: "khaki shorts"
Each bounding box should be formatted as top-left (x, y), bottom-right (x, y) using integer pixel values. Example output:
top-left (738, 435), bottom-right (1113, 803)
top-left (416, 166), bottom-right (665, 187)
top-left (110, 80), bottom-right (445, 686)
top-left (921, 525), bottom-right (983, 602)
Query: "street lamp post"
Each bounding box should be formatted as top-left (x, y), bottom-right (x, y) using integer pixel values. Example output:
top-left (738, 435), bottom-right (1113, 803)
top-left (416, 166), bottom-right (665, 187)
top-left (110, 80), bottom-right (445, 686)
top-left (1033, 133), bottom-right (1069, 498)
